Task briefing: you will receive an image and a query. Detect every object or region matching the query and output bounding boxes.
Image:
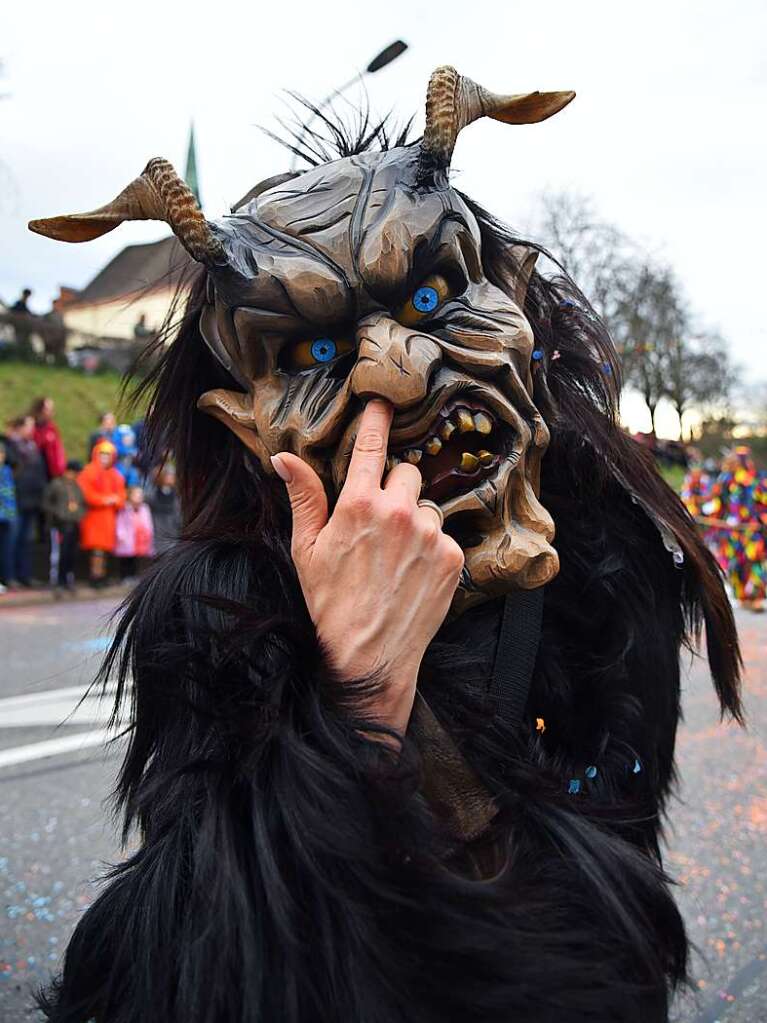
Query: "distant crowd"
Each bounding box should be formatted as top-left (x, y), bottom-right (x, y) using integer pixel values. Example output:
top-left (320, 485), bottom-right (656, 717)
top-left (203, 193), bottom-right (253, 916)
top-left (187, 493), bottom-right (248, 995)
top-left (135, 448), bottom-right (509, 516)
top-left (0, 398), bottom-right (180, 596)
top-left (681, 446), bottom-right (767, 612)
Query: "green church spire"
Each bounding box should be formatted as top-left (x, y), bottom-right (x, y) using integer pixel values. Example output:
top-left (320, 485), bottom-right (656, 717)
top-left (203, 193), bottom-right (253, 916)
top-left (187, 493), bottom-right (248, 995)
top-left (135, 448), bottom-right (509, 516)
top-left (185, 122), bottom-right (201, 208)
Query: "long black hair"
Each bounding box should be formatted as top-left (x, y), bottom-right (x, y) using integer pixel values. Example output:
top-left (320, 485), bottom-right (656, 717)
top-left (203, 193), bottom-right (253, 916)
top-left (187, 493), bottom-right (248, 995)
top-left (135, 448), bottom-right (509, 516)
top-left (39, 122), bottom-right (741, 1023)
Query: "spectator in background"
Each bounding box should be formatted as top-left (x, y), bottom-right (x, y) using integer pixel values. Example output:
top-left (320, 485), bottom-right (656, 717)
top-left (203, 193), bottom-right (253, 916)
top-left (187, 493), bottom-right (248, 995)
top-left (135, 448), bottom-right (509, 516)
top-left (113, 422), bottom-right (142, 487)
top-left (6, 415), bottom-right (47, 586)
top-left (702, 446), bottom-right (767, 612)
top-left (131, 418), bottom-right (148, 476)
top-left (11, 288), bottom-right (35, 359)
top-left (145, 464), bottom-right (181, 554)
top-left (0, 420), bottom-right (20, 471)
top-left (88, 411), bottom-right (117, 455)
top-left (77, 440), bottom-right (125, 587)
top-left (115, 485), bottom-right (154, 582)
top-left (30, 396), bottom-right (66, 478)
top-left (681, 465), bottom-right (712, 520)
top-left (133, 313), bottom-right (152, 341)
top-left (43, 459), bottom-right (85, 595)
top-left (42, 308), bottom-right (67, 363)
top-left (11, 287), bottom-right (32, 313)
top-left (0, 440), bottom-right (18, 594)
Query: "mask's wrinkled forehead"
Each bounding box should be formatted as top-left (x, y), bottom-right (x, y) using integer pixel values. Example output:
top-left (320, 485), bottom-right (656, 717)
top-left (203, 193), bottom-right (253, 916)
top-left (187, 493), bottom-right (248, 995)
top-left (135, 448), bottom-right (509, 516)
top-left (210, 146), bottom-right (483, 318)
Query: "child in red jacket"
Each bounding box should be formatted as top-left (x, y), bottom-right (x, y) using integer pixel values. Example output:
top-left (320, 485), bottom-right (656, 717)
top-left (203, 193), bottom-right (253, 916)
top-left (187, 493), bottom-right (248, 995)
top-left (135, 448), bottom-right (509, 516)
top-left (77, 441), bottom-right (125, 586)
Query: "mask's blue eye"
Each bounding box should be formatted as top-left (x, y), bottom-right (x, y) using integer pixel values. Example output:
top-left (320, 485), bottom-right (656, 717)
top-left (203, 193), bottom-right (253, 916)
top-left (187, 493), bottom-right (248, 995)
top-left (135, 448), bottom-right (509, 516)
top-left (310, 338), bottom-right (336, 362)
top-left (395, 275), bottom-right (450, 326)
top-left (412, 286), bottom-right (440, 314)
top-left (287, 335), bottom-right (354, 371)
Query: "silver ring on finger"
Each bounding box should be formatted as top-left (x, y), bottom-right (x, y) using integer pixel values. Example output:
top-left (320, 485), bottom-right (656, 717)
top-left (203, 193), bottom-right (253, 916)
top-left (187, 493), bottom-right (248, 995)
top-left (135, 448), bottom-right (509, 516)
top-left (416, 498), bottom-right (444, 529)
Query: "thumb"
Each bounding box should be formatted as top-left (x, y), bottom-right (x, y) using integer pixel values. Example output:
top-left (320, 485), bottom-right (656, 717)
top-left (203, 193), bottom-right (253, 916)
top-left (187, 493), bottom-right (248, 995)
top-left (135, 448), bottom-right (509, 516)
top-left (271, 452), bottom-right (328, 559)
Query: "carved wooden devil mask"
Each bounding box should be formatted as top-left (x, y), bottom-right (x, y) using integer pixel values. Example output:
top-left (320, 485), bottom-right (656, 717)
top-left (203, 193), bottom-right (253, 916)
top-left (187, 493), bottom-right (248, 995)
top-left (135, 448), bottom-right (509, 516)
top-left (30, 66), bottom-right (575, 612)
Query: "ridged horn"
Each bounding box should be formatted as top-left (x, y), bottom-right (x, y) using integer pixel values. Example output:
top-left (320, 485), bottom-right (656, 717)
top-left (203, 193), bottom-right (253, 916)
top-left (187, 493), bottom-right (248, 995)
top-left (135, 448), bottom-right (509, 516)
top-left (28, 158), bottom-right (226, 266)
top-left (418, 66), bottom-right (575, 183)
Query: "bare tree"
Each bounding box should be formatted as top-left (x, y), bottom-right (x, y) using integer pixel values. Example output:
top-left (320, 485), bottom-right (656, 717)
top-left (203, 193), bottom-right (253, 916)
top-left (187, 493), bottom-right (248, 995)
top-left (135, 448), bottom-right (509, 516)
top-left (610, 262), bottom-right (685, 434)
top-left (666, 330), bottom-right (736, 439)
top-left (534, 192), bottom-right (635, 329)
top-left (534, 192), bottom-right (736, 438)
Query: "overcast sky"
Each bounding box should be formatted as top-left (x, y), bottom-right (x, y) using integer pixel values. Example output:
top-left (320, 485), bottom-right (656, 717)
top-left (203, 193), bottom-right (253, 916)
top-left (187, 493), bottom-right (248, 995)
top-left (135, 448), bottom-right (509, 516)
top-left (3, 0), bottom-right (766, 434)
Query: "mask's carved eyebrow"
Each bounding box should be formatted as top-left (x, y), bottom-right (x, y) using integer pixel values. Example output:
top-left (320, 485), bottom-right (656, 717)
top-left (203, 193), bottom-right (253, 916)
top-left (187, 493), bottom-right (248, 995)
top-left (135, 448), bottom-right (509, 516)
top-left (357, 185), bottom-right (482, 302)
top-left (232, 305), bottom-right (304, 335)
top-left (224, 215), bottom-right (352, 290)
top-left (282, 193), bottom-right (354, 234)
top-left (217, 216), bottom-right (354, 326)
top-left (227, 256), bottom-right (353, 330)
top-left (409, 212), bottom-right (482, 294)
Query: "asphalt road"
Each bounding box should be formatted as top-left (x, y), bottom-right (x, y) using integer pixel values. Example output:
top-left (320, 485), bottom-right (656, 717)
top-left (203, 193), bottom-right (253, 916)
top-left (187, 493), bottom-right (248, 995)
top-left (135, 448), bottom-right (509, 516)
top-left (1, 596), bottom-right (765, 1022)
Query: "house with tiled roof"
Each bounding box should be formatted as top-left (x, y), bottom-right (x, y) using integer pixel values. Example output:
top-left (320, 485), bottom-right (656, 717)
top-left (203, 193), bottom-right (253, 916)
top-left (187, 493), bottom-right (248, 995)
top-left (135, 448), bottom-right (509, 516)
top-left (57, 237), bottom-right (194, 345)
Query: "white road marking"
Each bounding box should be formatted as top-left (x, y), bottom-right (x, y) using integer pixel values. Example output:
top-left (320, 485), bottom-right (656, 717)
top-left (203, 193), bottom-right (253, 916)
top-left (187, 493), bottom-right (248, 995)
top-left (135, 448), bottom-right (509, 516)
top-left (0, 728), bottom-right (114, 769)
top-left (0, 684), bottom-right (118, 727)
top-left (0, 683), bottom-right (109, 707)
top-left (0, 683), bottom-right (126, 769)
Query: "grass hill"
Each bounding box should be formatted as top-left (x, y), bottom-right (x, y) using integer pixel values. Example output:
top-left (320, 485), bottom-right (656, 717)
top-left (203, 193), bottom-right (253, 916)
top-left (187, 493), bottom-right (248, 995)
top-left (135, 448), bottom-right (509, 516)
top-left (0, 362), bottom-right (145, 463)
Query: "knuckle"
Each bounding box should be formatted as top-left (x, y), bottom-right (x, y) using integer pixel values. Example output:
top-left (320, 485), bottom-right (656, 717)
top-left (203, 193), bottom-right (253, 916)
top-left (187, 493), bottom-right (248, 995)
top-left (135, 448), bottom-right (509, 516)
top-left (419, 521), bottom-right (440, 545)
top-left (355, 430), bottom-right (386, 454)
top-left (386, 501), bottom-right (414, 531)
top-left (344, 493), bottom-right (374, 518)
top-left (440, 539), bottom-right (465, 573)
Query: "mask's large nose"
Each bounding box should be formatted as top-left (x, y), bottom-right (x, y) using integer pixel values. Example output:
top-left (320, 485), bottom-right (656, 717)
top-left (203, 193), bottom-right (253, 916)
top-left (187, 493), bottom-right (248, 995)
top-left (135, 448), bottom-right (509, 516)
top-left (351, 312), bottom-right (442, 408)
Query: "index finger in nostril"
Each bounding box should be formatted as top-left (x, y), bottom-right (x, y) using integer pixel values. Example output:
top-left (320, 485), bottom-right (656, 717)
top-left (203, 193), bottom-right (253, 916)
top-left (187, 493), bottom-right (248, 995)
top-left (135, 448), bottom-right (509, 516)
top-left (343, 399), bottom-right (393, 491)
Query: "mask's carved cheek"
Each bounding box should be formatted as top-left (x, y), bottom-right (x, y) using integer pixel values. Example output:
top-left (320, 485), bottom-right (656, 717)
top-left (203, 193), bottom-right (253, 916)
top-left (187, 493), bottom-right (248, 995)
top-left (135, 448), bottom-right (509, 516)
top-left (433, 281), bottom-right (537, 390)
top-left (427, 387), bottom-right (558, 610)
top-left (198, 353), bottom-right (356, 487)
top-left (451, 445), bottom-right (559, 613)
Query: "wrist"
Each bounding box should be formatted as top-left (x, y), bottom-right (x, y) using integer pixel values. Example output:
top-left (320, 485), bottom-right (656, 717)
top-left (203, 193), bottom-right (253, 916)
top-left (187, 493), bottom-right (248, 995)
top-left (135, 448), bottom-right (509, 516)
top-left (369, 672), bottom-right (418, 735)
top-left (326, 652), bottom-right (418, 734)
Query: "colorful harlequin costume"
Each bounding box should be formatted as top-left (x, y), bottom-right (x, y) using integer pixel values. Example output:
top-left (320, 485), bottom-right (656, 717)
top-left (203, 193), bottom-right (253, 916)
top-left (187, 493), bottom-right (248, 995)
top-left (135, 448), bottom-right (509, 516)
top-left (702, 447), bottom-right (767, 605)
top-left (681, 467), bottom-right (712, 520)
top-left (31, 68), bottom-right (742, 1023)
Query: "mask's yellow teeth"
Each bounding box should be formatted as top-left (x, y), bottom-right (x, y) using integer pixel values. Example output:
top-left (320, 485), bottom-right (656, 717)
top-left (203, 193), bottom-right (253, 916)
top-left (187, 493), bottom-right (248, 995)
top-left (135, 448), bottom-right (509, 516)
top-left (384, 404), bottom-right (501, 499)
top-left (456, 409), bottom-right (474, 433)
top-left (474, 412), bottom-right (492, 434)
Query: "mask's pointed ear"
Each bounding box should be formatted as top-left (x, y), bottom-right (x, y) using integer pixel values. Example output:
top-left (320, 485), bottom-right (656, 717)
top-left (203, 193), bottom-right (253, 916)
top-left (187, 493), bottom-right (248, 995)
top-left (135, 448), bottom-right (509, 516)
top-left (29, 158), bottom-right (226, 266)
top-left (510, 245), bottom-right (539, 306)
top-left (197, 388), bottom-right (269, 462)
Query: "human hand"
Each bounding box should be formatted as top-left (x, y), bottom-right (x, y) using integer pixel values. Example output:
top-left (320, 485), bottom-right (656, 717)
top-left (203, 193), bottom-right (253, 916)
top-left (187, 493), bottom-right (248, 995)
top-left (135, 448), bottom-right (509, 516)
top-left (271, 399), bottom-right (464, 734)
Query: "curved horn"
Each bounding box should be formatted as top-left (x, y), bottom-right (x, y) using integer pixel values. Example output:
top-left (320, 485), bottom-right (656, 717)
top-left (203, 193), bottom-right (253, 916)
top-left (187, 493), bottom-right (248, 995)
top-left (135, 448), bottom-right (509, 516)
top-left (29, 158), bottom-right (226, 266)
top-left (418, 66), bottom-right (575, 183)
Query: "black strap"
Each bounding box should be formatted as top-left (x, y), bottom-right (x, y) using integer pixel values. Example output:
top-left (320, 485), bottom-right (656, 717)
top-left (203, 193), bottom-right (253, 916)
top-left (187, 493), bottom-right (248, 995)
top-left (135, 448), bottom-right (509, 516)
top-left (490, 586), bottom-right (545, 727)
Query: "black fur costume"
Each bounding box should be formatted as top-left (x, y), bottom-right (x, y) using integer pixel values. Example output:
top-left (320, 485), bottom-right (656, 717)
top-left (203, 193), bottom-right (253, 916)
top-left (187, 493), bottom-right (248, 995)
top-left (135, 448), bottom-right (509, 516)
top-left (39, 122), bottom-right (742, 1023)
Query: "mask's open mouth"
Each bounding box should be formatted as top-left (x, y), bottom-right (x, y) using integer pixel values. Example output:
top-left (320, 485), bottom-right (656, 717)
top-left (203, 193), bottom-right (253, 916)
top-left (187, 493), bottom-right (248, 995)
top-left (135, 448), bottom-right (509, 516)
top-left (387, 399), bottom-right (503, 503)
